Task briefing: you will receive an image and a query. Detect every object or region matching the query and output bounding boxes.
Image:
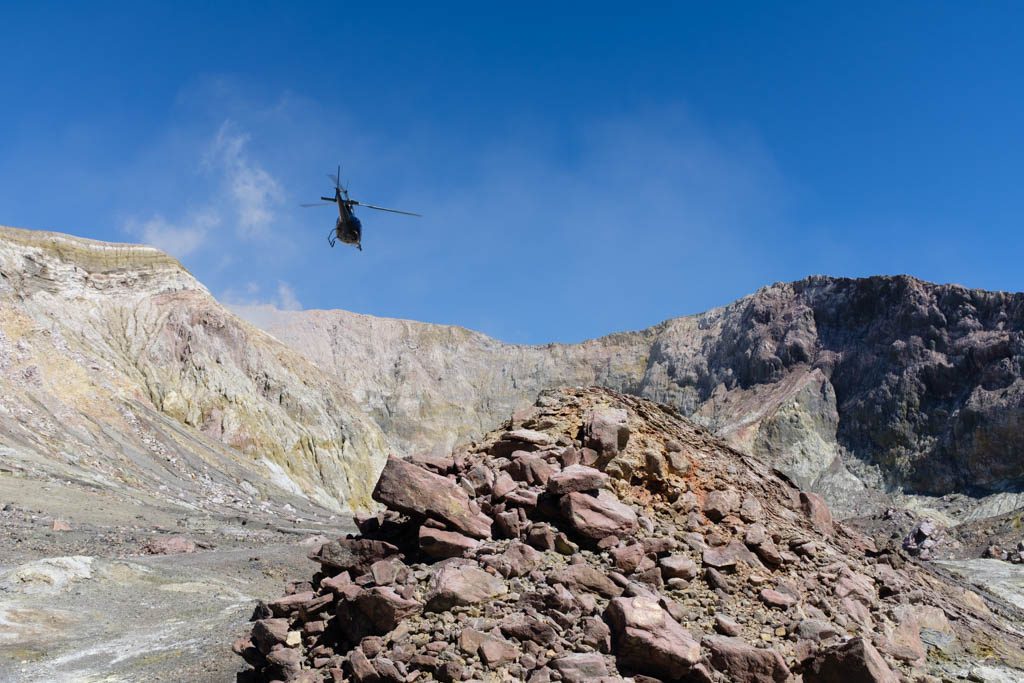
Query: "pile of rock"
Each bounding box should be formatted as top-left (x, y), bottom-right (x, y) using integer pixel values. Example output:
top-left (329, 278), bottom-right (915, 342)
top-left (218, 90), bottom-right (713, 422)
top-left (234, 387), bottom-right (1024, 682)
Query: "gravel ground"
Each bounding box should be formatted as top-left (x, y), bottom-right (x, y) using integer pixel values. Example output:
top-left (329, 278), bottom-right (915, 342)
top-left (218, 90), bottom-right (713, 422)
top-left (0, 473), bottom-right (354, 683)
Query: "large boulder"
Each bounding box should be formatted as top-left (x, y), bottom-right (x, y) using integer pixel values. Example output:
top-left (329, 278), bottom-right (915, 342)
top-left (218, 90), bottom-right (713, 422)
top-left (560, 490), bottom-right (638, 541)
top-left (605, 596), bottom-right (701, 679)
top-left (419, 526), bottom-right (479, 560)
top-left (803, 637), bottom-right (897, 683)
top-left (336, 586), bottom-right (422, 641)
top-left (547, 465), bottom-right (609, 494)
top-left (426, 562), bottom-right (507, 611)
top-left (311, 538), bottom-right (399, 575)
top-left (705, 635), bottom-right (789, 682)
top-left (372, 457), bottom-right (492, 538)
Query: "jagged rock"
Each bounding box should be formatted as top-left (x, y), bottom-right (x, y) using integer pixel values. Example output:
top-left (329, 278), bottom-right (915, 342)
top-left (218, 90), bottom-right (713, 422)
top-left (705, 635), bottom-right (790, 683)
top-left (266, 646), bottom-right (302, 677)
top-left (605, 596), bottom-right (701, 679)
top-left (251, 618), bottom-right (290, 654)
top-left (803, 637), bottom-right (897, 683)
top-left (560, 490), bottom-right (638, 541)
top-left (547, 464), bottom-right (608, 494)
top-left (337, 587), bottom-right (422, 640)
top-left (800, 491), bottom-right (834, 537)
top-left (372, 457), bottom-right (492, 538)
top-left (419, 527), bottom-right (479, 559)
top-left (425, 562), bottom-right (507, 611)
top-left (581, 616), bottom-right (611, 652)
top-left (312, 538), bottom-right (400, 575)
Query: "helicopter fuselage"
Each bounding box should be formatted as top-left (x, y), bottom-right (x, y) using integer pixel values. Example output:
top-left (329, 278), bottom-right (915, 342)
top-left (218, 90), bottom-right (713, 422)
top-left (323, 190), bottom-right (362, 248)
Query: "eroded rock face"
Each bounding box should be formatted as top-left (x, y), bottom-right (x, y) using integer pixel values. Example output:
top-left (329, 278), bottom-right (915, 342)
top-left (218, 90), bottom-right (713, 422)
top-left (236, 388), bottom-right (1024, 683)
top-left (0, 225), bottom-right (391, 515)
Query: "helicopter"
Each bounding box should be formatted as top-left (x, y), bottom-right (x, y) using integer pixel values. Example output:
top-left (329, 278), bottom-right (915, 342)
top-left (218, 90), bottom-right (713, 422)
top-left (302, 166), bottom-right (420, 251)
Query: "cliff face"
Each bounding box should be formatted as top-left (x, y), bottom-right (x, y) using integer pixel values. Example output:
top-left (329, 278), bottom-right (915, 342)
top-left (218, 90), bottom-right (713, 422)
top-left (237, 275), bottom-right (1024, 515)
top-left (0, 225), bottom-right (391, 514)
top-left (3, 225), bottom-right (1021, 518)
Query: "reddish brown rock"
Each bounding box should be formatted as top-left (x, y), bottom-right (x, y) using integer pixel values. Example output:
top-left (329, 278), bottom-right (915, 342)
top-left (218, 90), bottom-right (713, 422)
top-left (426, 562), bottom-right (507, 611)
top-left (660, 554), bottom-right (699, 581)
top-left (337, 586), bottom-right (422, 640)
top-left (142, 535), bottom-right (197, 555)
top-left (549, 563), bottom-right (623, 598)
top-left (605, 596), bottom-right (701, 679)
top-left (507, 452), bottom-right (557, 485)
top-left (800, 491), bottom-right (834, 537)
top-left (251, 618), bottom-right (290, 654)
top-left (560, 490), bottom-right (638, 541)
top-left (550, 652), bottom-right (609, 682)
top-left (312, 538), bottom-right (400, 575)
top-left (548, 464), bottom-right (609, 494)
top-left (705, 635), bottom-right (789, 683)
top-left (611, 543), bottom-right (647, 574)
top-left (703, 490), bottom-right (740, 522)
top-left (478, 634), bottom-right (519, 666)
top-left (803, 637), bottom-right (897, 683)
top-left (419, 526), bottom-right (479, 560)
top-left (702, 541), bottom-right (760, 570)
top-left (372, 456), bottom-right (492, 539)
top-left (482, 540), bottom-right (542, 578)
top-left (759, 588), bottom-right (797, 609)
top-left (585, 407), bottom-right (630, 457)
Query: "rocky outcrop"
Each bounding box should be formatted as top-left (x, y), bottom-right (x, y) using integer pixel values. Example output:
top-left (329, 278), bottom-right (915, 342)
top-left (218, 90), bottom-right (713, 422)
top-left (238, 274), bottom-right (1024, 517)
top-left (0, 225), bottom-right (391, 514)
top-left (235, 388), bottom-right (1024, 682)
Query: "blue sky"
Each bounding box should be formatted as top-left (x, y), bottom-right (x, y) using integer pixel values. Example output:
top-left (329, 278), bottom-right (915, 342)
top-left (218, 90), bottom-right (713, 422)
top-left (1, 3), bottom-right (1022, 343)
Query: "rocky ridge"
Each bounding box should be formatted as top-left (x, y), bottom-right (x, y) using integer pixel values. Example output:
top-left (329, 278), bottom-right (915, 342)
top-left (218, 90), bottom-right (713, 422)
top-left (235, 387), bottom-right (1024, 682)
top-left (239, 275), bottom-right (1024, 518)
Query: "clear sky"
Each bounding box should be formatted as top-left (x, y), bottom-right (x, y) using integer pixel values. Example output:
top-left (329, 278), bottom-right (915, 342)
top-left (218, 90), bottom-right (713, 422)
top-left (1, 3), bottom-right (1022, 343)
